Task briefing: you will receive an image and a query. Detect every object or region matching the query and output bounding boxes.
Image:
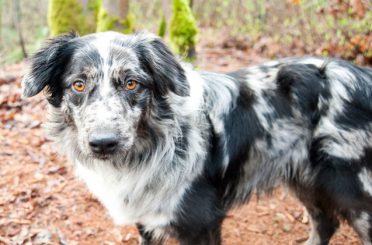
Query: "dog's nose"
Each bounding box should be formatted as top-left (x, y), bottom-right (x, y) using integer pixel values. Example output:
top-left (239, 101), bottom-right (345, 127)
top-left (89, 132), bottom-right (119, 154)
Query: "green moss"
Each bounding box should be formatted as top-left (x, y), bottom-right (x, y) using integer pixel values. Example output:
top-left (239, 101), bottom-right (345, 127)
top-left (83, 0), bottom-right (101, 34)
top-left (96, 6), bottom-right (134, 33)
top-left (48, 0), bottom-right (100, 36)
top-left (88, 0), bottom-right (101, 15)
top-left (48, 0), bottom-right (81, 36)
top-left (122, 13), bottom-right (135, 34)
top-left (169, 0), bottom-right (198, 59)
top-left (157, 15), bottom-right (167, 38)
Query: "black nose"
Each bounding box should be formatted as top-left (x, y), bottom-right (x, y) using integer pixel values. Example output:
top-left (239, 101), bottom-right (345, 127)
top-left (89, 132), bottom-right (119, 154)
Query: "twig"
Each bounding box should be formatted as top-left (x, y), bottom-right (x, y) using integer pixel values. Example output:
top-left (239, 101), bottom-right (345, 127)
top-left (12, 0), bottom-right (28, 58)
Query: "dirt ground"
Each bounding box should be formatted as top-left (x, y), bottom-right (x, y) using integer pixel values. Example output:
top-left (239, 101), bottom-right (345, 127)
top-left (0, 38), bottom-right (363, 245)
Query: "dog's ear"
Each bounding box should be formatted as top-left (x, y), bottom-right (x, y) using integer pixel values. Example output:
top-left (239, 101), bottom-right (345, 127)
top-left (136, 36), bottom-right (190, 97)
top-left (22, 33), bottom-right (78, 103)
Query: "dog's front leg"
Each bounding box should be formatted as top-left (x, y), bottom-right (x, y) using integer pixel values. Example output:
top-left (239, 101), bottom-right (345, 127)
top-left (136, 224), bottom-right (164, 245)
top-left (175, 225), bottom-right (222, 245)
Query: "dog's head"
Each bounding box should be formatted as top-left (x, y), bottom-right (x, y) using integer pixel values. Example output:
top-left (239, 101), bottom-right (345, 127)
top-left (22, 32), bottom-right (190, 160)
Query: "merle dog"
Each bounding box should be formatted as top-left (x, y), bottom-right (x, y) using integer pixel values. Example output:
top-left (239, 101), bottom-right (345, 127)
top-left (22, 32), bottom-right (372, 245)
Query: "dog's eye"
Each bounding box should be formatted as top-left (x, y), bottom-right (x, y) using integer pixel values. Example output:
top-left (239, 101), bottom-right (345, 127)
top-left (126, 80), bottom-right (138, 90)
top-left (72, 81), bottom-right (86, 92)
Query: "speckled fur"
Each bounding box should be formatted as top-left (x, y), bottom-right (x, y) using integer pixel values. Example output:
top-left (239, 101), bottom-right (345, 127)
top-left (23, 32), bottom-right (372, 245)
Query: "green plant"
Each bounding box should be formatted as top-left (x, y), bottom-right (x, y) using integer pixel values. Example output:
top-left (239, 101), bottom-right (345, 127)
top-left (170, 0), bottom-right (198, 59)
top-left (96, 5), bottom-right (134, 33)
top-left (48, 0), bottom-right (99, 36)
top-left (158, 15), bottom-right (167, 38)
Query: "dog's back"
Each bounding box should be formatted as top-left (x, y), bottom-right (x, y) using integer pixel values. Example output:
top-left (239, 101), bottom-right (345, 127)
top-left (203, 57), bottom-right (372, 244)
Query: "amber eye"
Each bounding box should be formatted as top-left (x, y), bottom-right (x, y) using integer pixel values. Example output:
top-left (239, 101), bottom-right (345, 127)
top-left (126, 80), bottom-right (138, 90)
top-left (72, 80), bottom-right (86, 92)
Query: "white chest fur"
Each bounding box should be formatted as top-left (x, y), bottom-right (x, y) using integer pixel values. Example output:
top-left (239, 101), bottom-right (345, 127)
top-left (75, 161), bottom-right (183, 230)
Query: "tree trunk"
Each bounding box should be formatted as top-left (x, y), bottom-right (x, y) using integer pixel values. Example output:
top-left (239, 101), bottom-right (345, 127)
top-left (79, 0), bottom-right (101, 34)
top-left (13, 0), bottom-right (27, 58)
top-left (0, 0), bottom-right (2, 45)
top-left (158, 0), bottom-right (170, 37)
top-left (96, 0), bottom-right (133, 33)
top-left (161, 0), bottom-right (171, 21)
top-left (169, 0), bottom-right (198, 60)
top-left (48, 0), bottom-right (98, 36)
top-left (119, 0), bottom-right (129, 19)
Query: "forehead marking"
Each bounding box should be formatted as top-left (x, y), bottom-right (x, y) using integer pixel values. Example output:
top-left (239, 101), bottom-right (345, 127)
top-left (90, 36), bottom-right (114, 97)
top-left (87, 34), bottom-right (140, 97)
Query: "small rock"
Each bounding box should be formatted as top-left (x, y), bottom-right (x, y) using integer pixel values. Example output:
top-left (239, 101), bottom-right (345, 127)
top-left (302, 207), bottom-right (309, 224)
top-left (33, 229), bottom-right (52, 244)
top-left (123, 233), bottom-right (133, 241)
top-left (56, 229), bottom-right (68, 245)
top-left (274, 212), bottom-right (286, 222)
top-left (282, 223), bottom-right (292, 232)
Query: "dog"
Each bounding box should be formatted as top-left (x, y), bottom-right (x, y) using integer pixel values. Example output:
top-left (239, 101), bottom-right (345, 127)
top-left (22, 31), bottom-right (372, 245)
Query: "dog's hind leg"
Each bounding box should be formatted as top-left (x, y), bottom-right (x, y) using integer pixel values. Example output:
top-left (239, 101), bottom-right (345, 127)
top-left (294, 187), bottom-right (339, 245)
top-left (302, 205), bottom-right (339, 245)
top-left (347, 211), bottom-right (372, 245)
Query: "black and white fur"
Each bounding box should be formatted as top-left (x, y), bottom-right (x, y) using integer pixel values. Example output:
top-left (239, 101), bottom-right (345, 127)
top-left (22, 32), bottom-right (372, 245)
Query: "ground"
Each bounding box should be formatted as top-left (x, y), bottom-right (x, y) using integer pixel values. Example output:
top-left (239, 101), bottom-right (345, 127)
top-left (0, 38), bottom-right (363, 245)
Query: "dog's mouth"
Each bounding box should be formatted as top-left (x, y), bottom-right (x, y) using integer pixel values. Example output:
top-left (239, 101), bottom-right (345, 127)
top-left (91, 153), bottom-right (112, 161)
top-left (88, 144), bottom-right (131, 161)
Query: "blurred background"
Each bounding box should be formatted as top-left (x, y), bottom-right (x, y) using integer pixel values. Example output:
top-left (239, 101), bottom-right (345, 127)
top-left (0, 0), bottom-right (371, 66)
